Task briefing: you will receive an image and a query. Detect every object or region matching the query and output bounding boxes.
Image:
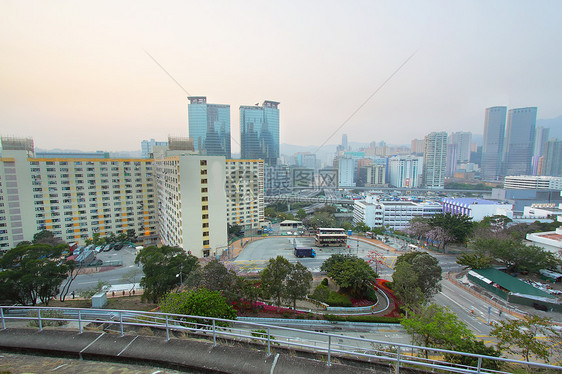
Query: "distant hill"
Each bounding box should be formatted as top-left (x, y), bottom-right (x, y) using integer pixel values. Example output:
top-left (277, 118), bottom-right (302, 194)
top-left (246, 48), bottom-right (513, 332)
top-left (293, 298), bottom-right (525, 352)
top-left (537, 115), bottom-right (562, 139)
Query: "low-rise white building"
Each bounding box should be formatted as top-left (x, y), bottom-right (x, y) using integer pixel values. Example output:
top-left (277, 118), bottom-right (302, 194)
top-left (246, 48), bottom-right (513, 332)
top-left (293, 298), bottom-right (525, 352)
top-left (504, 175), bottom-right (562, 190)
top-left (353, 196), bottom-right (441, 230)
top-left (441, 198), bottom-right (513, 221)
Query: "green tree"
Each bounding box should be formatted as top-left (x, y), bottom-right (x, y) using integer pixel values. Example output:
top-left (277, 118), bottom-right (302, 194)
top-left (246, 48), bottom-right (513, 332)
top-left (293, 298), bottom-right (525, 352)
top-left (159, 288), bottom-right (237, 327)
top-left (429, 212), bottom-right (474, 244)
top-left (228, 224), bottom-right (243, 239)
top-left (0, 243), bottom-right (74, 306)
top-left (260, 256), bottom-right (292, 310)
top-left (490, 315), bottom-right (560, 362)
top-left (284, 262), bottom-right (313, 309)
top-left (401, 304), bottom-right (474, 358)
top-left (304, 211), bottom-right (336, 228)
top-left (354, 221), bottom-right (370, 233)
top-left (395, 252), bottom-right (442, 301)
top-left (391, 261), bottom-right (425, 313)
top-left (320, 254), bottom-right (356, 273)
top-left (472, 237), bottom-right (560, 273)
top-left (295, 208), bottom-right (307, 221)
top-left (135, 246), bottom-right (199, 303)
top-left (32, 229), bottom-right (65, 246)
top-left (322, 255), bottom-right (378, 298)
top-left (186, 259), bottom-right (238, 302)
top-left (456, 252), bottom-right (493, 270)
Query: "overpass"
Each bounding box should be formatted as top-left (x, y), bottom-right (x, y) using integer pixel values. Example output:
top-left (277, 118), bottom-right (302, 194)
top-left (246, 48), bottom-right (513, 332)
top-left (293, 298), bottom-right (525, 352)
top-left (0, 306), bottom-right (559, 373)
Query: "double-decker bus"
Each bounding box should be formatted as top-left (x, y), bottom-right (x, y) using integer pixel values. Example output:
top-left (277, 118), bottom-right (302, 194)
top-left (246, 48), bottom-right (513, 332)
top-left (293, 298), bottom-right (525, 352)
top-left (315, 227), bottom-right (348, 247)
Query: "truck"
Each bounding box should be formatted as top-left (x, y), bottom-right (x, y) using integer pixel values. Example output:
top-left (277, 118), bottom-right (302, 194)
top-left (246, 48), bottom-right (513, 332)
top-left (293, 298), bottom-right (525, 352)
top-left (294, 247), bottom-right (316, 258)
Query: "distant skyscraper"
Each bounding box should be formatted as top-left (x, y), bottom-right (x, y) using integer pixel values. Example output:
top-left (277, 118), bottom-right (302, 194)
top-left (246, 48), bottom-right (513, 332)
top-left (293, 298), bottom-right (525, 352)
top-left (388, 155), bottom-right (423, 188)
top-left (240, 101), bottom-right (280, 165)
top-left (188, 96), bottom-right (231, 158)
top-left (342, 134), bottom-right (348, 150)
top-left (449, 132), bottom-right (472, 164)
top-left (481, 106), bottom-right (507, 181)
top-left (541, 139), bottom-right (562, 177)
top-left (411, 138), bottom-right (425, 154)
top-left (504, 107), bottom-right (537, 176)
top-left (423, 132), bottom-right (447, 189)
top-left (141, 138), bottom-right (168, 158)
top-left (532, 126), bottom-right (550, 175)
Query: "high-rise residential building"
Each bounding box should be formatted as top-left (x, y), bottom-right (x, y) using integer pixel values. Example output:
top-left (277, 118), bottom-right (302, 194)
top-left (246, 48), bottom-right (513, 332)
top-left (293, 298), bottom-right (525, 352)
top-left (388, 155), bottom-right (423, 188)
top-left (504, 107), bottom-right (537, 176)
top-left (540, 139), bottom-right (562, 177)
top-left (155, 153), bottom-right (227, 258)
top-left (337, 156), bottom-right (355, 187)
top-left (0, 138), bottom-right (157, 251)
top-left (411, 138), bottom-right (425, 155)
top-left (225, 159), bottom-right (264, 229)
top-left (532, 127), bottom-right (550, 175)
top-left (481, 106), bottom-right (507, 181)
top-left (357, 164), bottom-right (386, 187)
top-left (240, 101), bottom-right (280, 165)
top-left (188, 96), bottom-right (231, 158)
top-left (423, 132), bottom-right (447, 189)
top-left (141, 139), bottom-right (168, 158)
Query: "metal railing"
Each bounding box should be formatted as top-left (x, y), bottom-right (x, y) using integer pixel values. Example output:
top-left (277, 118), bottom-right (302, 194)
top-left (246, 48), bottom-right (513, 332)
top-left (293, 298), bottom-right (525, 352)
top-left (1, 306), bottom-right (560, 374)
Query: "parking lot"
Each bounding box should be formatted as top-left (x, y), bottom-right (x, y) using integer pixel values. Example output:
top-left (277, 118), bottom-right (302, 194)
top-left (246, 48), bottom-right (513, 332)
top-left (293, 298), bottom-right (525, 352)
top-left (230, 236), bottom-right (396, 275)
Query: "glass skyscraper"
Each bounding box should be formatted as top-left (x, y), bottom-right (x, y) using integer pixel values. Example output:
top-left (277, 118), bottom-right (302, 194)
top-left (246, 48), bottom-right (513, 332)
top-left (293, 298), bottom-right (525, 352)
top-left (504, 107), bottom-right (537, 176)
top-left (240, 101), bottom-right (280, 165)
top-left (481, 106), bottom-right (507, 181)
top-left (188, 97), bottom-right (231, 158)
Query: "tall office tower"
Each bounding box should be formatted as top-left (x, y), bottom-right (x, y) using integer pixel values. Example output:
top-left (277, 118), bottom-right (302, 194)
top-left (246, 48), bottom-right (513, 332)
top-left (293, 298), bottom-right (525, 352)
top-left (541, 139), bottom-right (562, 177)
top-left (423, 132), bottom-right (447, 189)
top-left (389, 155), bottom-right (423, 188)
top-left (481, 106), bottom-right (507, 181)
top-left (411, 138), bottom-right (425, 154)
top-left (504, 107), bottom-right (537, 176)
top-left (446, 143), bottom-right (458, 177)
top-left (532, 127), bottom-right (550, 175)
top-left (342, 134), bottom-right (348, 150)
top-left (240, 101), bottom-right (280, 165)
top-left (449, 132), bottom-right (472, 164)
top-left (188, 96), bottom-right (231, 158)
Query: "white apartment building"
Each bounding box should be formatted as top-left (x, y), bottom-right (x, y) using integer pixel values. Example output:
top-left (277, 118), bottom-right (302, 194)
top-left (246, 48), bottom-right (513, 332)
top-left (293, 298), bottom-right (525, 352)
top-left (388, 155), bottom-right (423, 188)
top-left (154, 153), bottom-right (228, 258)
top-left (226, 159), bottom-right (264, 229)
top-left (0, 145), bottom-right (157, 251)
top-left (338, 157), bottom-right (355, 187)
top-left (423, 132), bottom-right (447, 189)
top-left (504, 176), bottom-right (562, 190)
top-left (353, 197), bottom-right (442, 230)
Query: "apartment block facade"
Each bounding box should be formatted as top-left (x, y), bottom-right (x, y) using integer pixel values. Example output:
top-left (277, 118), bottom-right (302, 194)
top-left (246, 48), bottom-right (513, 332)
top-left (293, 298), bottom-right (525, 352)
top-left (225, 159), bottom-right (265, 229)
top-left (0, 147), bottom-right (157, 251)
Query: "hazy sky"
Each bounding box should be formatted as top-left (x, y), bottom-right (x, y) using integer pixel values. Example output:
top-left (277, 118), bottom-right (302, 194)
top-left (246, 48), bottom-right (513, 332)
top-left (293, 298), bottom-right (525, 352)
top-left (1, 1), bottom-right (561, 153)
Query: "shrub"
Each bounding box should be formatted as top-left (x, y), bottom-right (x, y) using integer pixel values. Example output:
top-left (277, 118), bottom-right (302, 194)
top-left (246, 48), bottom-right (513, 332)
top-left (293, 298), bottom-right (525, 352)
top-left (321, 278), bottom-right (329, 286)
top-left (27, 309), bottom-right (68, 327)
top-left (326, 293), bottom-right (352, 307)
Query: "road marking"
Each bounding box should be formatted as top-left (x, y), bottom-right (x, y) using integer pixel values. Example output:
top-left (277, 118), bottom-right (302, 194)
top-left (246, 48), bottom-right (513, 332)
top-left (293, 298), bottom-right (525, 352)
top-left (80, 332), bottom-right (105, 354)
top-left (438, 292), bottom-right (482, 332)
top-left (117, 335), bottom-right (138, 356)
top-left (50, 364), bottom-right (68, 371)
top-left (270, 353), bottom-right (280, 374)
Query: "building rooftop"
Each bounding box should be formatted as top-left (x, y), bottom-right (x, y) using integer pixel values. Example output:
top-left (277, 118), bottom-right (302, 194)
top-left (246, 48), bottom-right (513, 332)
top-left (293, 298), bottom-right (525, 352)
top-left (442, 197), bottom-right (500, 207)
top-left (471, 268), bottom-right (556, 299)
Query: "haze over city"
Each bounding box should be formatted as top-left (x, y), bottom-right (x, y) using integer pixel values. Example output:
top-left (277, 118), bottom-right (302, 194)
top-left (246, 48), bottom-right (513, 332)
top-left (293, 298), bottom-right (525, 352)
top-left (2, 0), bottom-right (562, 152)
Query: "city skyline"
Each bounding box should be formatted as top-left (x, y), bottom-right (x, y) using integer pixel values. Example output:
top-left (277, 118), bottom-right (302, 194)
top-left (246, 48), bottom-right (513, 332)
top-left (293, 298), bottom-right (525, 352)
top-left (2, 1), bottom-right (562, 152)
